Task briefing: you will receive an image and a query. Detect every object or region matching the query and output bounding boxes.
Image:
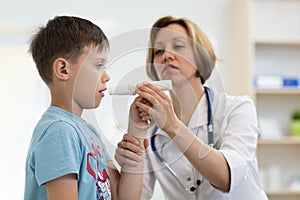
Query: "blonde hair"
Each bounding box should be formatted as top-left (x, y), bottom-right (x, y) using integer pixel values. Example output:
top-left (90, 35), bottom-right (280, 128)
top-left (146, 16), bottom-right (216, 84)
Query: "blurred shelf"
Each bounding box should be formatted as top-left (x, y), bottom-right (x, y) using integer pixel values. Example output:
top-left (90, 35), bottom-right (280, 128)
top-left (265, 189), bottom-right (300, 196)
top-left (258, 136), bottom-right (300, 145)
top-left (251, 1), bottom-right (300, 200)
top-left (254, 39), bottom-right (300, 46)
top-left (255, 89), bottom-right (300, 95)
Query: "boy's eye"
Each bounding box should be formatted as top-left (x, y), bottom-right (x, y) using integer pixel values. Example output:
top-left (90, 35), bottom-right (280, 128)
top-left (96, 64), bottom-right (104, 70)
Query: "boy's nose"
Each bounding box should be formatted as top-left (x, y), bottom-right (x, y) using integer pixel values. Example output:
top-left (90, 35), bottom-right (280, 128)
top-left (102, 71), bottom-right (110, 82)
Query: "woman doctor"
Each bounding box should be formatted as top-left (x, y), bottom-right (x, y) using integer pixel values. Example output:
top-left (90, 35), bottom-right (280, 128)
top-left (115, 16), bottom-right (268, 200)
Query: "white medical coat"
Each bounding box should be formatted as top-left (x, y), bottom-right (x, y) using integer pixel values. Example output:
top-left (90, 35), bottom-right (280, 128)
top-left (142, 87), bottom-right (268, 200)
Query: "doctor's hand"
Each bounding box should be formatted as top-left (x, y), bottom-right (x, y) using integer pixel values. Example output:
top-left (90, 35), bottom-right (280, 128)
top-left (115, 133), bottom-right (149, 167)
top-left (136, 82), bottom-right (181, 135)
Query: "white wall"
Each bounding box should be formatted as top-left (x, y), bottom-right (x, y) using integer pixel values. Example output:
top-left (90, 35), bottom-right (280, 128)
top-left (0, 0), bottom-right (237, 199)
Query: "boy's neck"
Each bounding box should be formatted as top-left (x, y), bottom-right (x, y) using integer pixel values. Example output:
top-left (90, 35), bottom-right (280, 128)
top-left (49, 85), bottom-right (83, 117)
top-left (51, 102), bottom-right (83, 117)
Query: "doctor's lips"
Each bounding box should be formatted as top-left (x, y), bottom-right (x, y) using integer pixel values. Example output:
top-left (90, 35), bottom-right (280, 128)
top-left (163, 64), bottom-right (178, 72)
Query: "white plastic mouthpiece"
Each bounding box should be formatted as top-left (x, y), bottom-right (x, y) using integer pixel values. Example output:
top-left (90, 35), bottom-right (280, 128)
top-left (109, 80), bottom-right (172, 95)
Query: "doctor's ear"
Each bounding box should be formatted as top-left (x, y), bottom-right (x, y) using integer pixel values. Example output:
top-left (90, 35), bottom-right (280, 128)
top-left (52, 58), bottom-right (69, 80)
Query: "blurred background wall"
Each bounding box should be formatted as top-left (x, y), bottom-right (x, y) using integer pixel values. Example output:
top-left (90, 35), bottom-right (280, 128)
top-left (0, 0), bottom-right (243, 199)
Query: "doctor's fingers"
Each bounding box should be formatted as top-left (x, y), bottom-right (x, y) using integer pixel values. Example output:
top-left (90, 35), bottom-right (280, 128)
top-left (139, 110), bottom-right (150, 118)
top-left (136, 101), bottom-right (154, 115)
top-left (115, 147), bottom-right (143, 167)
top-left (143, 82), bottom-right (170, 100)
top-left (122, 133), bottom-right (139, 145)
top-left (137, 91), bottom-right (162, 109)
top-left (136, 101), bottom-right (168, 127)
top-left (140, 97), bottom-right (152, 106)
top-left (118, 138), bottom-right (144, 154)
top-left (122, 133), bottom-right (150, 149)
top-left (136, 95), bottom-right (171, 116)
top-left (138, 83), bottom-right (167, 103)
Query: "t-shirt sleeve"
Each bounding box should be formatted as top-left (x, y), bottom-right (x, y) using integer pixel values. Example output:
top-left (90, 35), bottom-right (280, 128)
top-left (32, 121), bottom-right (82, 186)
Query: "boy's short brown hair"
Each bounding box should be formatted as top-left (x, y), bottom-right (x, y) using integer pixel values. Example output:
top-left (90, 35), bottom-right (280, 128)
top-left (29, 16), bottom-right (109, 84)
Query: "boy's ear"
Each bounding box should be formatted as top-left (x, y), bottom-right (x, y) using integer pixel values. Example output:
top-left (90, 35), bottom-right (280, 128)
top-left (53, 58), bottom-right (69, 80)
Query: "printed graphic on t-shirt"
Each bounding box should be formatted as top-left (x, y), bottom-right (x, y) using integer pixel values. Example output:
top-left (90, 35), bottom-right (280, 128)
top-left (87, 143), bottom-right (111, 200)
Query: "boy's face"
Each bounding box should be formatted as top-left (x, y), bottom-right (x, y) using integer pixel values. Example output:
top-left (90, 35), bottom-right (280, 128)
top-left (72, 46), bottom-right (110, 110)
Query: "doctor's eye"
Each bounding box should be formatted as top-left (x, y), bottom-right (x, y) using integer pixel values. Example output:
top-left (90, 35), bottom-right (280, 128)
top-left (154, 48), bottom-right (164, 56)
top-left (173, 44), bottom-right (185, 50)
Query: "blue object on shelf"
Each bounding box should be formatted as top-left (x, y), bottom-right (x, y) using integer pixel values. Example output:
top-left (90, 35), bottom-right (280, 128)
top-left (254, 75), bottom-right (299, 89)
top-left (283, 78), bottom-right (298, 87)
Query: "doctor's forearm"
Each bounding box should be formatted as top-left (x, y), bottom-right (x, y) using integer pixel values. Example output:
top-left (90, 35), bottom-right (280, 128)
top-left (169, 123), bottom-right (231, 192)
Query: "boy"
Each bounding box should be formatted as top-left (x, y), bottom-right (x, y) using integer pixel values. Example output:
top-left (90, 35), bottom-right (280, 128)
top-left (24, 16), bottom-right (147, 200)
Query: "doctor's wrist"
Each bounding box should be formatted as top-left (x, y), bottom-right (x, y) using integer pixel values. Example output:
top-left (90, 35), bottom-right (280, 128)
top-left (164, 120), bottom-right (183, 138)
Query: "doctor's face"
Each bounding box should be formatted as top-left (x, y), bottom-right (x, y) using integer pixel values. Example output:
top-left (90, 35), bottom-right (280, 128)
top-left (152, 24), bottom-right (198, 86)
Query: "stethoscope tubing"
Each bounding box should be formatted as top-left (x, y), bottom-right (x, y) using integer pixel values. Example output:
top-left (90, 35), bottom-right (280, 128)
top-left (151, 86), bottom-right (214, 153)
top-left (204, 86), bottom-right (214, 147)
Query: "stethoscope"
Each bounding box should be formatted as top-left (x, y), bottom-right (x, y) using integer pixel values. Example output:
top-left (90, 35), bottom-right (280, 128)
top-left (150, 86), bottom-right (214, 193)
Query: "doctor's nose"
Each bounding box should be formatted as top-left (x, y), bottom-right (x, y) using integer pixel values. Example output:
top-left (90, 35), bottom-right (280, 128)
top-left (162, 50), bottom-right (174, 63)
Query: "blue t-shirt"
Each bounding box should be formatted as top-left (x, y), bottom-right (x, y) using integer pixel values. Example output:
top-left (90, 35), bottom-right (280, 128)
top-left (24, 106), bottom-right (112, 200)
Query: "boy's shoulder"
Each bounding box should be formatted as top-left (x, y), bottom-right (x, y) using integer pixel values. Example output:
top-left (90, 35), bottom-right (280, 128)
top-left (32, 106), bottom-right (82, 140)
top-left (38, 106), bottom-right (79, 127)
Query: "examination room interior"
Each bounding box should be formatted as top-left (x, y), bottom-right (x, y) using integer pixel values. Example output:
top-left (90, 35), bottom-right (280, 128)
top-left (1, 0), bottom-right (300, 199)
